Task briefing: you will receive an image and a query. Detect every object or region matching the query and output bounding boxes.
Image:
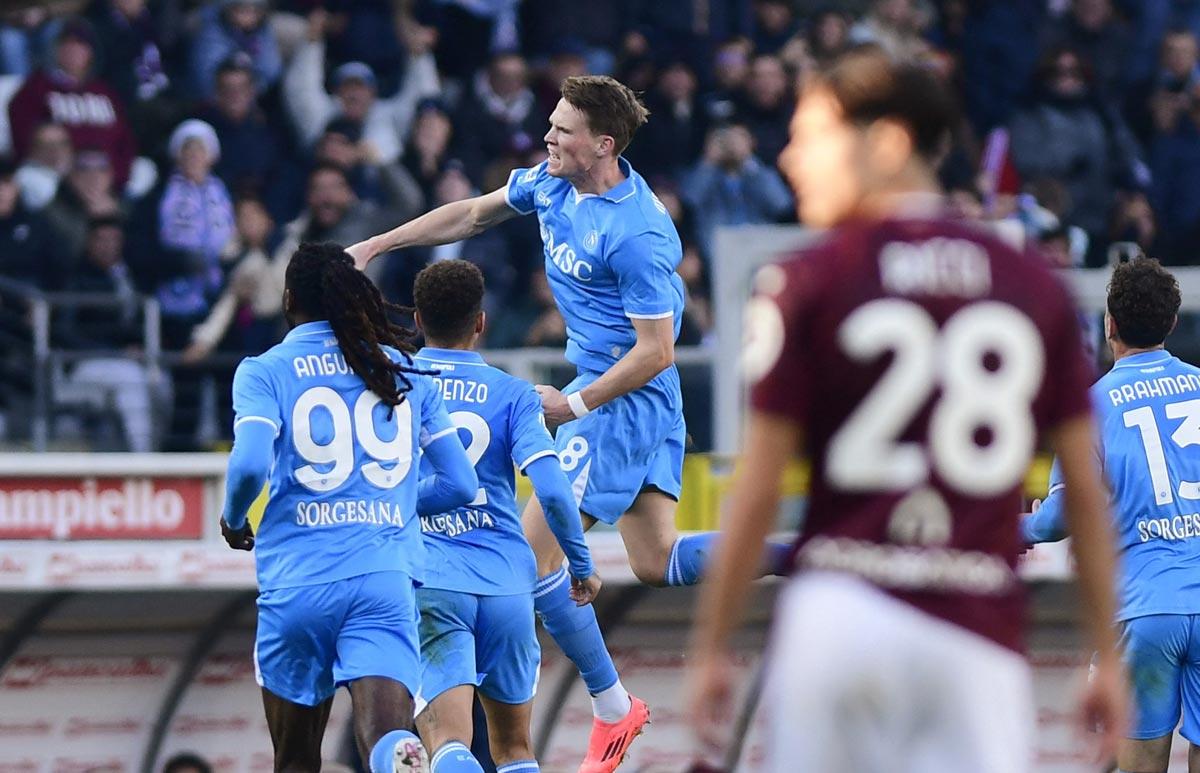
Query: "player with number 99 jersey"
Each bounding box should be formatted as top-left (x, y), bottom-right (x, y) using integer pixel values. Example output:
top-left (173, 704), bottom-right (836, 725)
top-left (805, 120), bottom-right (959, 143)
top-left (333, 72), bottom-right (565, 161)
top-left (231, 321), bottom-right (467, 707)
top-left (222, 244), bottom-right (478, 772)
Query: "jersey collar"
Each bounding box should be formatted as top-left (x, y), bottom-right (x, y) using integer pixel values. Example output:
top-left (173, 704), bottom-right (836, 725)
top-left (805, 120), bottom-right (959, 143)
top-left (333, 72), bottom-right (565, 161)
top-left (284, 320), bottom-right (334, 341)
top-left (597, 157), bottom-right (636, 203)
top-left (416, 347), bottom-right (486, 365)
top-left (1112, 349), bottom-right (1173, 370)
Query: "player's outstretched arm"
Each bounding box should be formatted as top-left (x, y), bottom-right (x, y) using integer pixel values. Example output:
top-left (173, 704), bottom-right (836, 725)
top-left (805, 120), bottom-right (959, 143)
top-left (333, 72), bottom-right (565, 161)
top-left (220, 419), bottom-right (275, 548)
top-left (539, 316), bottom-right (674, 427)
top-left (686, 411), bottom-right (799, 751)
top-left (415, 432), bottom-right (479, 516)
top-left (1022, 458), bottom-right (1068, 545)
top-left (525, 454), bottom-right (596, 590)
top-left (1050, 414), bottom-right (1126, 760)
top-left (346, 187), bottom-right (518, 271)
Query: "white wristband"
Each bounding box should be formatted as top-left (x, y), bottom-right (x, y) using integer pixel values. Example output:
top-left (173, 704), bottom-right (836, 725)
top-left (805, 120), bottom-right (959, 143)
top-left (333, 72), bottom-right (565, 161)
top-left (567, 391), bottom-right (591, 419)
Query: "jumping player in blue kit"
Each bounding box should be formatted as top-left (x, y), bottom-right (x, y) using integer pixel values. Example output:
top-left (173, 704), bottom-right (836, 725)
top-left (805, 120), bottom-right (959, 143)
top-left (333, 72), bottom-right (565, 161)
top-left (351, 75), bottom-right (790, 772)
top-left (1023, 258), bottom-right (1200, 773)
top-left (219, 242), bottom-right (478, 772)
top-left (409, 259), bottom-right (599, 773)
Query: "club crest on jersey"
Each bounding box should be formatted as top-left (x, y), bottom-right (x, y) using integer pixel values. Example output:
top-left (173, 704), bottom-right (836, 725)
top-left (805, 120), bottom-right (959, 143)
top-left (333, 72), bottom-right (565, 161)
top-left (544, 228), bottom-right (593, 281)
top-left (583, 230), bottom-right (600, 252)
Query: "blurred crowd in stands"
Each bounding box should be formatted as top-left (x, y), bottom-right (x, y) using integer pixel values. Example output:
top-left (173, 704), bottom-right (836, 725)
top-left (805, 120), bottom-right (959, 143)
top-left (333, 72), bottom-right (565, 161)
top-left (2, 0), bottom-right (1199, 450)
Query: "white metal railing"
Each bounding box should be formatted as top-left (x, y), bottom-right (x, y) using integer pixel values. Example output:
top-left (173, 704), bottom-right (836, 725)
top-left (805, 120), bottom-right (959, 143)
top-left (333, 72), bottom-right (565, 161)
top-left (8, 229), bottom-right (1200, 454)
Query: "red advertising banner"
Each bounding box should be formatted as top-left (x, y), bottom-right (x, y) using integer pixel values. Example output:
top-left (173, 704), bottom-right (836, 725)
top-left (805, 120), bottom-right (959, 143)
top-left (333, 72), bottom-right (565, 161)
top-left (0, 477), bottom-right (205, 540)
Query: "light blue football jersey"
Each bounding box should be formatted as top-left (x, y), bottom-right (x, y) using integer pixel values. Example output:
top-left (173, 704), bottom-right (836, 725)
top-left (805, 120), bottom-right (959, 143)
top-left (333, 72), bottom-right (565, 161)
top-left (414, 347), bottom-right (559, 596)
top-left (231, 321), bottom-right (455, 591)
top-left (1032, 350), bottom-right (1200, 620)
top-left (505, 158), bottom-right (686, 373)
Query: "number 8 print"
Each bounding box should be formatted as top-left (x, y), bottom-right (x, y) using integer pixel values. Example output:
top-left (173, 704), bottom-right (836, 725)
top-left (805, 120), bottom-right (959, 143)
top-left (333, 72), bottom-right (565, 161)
top-left (559, 437), bottom-right (589, 472)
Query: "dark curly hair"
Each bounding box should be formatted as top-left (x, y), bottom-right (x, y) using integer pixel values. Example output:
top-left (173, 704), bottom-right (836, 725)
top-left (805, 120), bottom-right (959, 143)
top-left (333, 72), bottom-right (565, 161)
top-left (413, 259), bottom-right (485, 344)
top-left (1107, 258), bottom-right (1180, 348)
top-left (285, 242), bottom-right (428, 407)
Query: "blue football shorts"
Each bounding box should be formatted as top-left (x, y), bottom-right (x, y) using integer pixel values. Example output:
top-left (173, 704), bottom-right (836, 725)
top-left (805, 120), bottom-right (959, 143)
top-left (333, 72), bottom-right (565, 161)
top-left (1120, 613), bottom-right (1200, 742)
top-left (254, 570), bottom-right (421, 706)
top-left (554, 365), bottom-right (685, 524)
top-left (416, 587), bottom-right (539, 706)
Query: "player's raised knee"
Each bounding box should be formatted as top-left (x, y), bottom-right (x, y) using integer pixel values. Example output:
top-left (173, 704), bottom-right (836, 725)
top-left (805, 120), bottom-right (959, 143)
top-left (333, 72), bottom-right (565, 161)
top-left (630, 557), bottom-right (670, 587)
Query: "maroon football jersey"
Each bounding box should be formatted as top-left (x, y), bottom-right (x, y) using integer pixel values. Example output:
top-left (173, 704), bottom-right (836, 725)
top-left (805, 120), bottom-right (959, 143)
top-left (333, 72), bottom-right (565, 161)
top-left (748, 214), bottom-right (1093, 651)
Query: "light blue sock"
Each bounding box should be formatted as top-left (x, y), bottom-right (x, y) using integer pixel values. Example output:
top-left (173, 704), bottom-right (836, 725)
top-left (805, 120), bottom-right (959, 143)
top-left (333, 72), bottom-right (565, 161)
top-left (666, 533), bottom-right (794, 585)
top-left (497, 760), bottom-right (539, 773)
top-left (431, 741), bottom-right (484, 773)
top-left (369, 729), bottom-right (422, 773)
top-left (534, 567), bottom-right (619, 694)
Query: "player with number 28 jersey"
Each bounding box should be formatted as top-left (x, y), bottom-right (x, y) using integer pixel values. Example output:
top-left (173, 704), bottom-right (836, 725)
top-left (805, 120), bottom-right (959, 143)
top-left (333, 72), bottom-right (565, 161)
top-left (688, 50), bottom-right (1123, 773)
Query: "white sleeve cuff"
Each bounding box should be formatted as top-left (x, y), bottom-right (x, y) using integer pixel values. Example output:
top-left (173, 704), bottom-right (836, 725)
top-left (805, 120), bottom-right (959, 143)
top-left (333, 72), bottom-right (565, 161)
top-left (421, 425), bottom-right (458, 448)
top-left (504, 169), bottom-right (535, 215)
top-left (234, 416), bottom-right (280, 436)
top-left (516, 449), bottom-right (557, 472)
top-left (625, 310), bottom-right (674, 320)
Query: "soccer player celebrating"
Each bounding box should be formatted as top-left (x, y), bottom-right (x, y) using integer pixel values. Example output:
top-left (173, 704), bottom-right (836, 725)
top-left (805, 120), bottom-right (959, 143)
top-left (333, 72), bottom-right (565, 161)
top-left (1024, 258), bottom-right (1200, 773)
top-left (408, 258), bottom-right (600, 773)
top-left (685, 49), bottom-right (1126, 771)
top-left (220, 242), bottom-right (477, 772)
top-left (349, 75), bottom-right (788, 771)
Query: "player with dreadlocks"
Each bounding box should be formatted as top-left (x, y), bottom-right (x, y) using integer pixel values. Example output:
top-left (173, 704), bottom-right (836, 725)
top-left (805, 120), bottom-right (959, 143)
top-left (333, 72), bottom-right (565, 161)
top-left (219, 241), bottom-right (478, 772)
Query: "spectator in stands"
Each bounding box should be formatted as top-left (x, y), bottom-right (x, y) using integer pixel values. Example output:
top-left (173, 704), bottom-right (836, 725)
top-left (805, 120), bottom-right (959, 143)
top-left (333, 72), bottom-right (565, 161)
top-left (959, 0), bottom-right (1045, 132)
top-left (1147, 29), bottom-right (1200, 262)
top-left (524, 269), bottom-right (567, 347)
top-left (734, 53), bottom-right (792, 167)
top-left (8, 18), bottom-right (138, 188)
top-left (382, 161), bottom-right (525, 311)
top-left (189, 0), bottom-right (281, 101)
top-left (807, 8), bottom-right (852, 65)
top-left (15, 122), bottom-right (72, 210)
top-left (849, 0), bottom-right (932, 61)
top-left (154, 119), bottom-right (234, 327)
top-left (162, 753), bottom-right (213, 773)
top-left (677, 239), bottom-right (712, 345)
top-left (0, 6), bottom-right (55, 76)
top-left (1041, 0), bottom-right (1132, 103)
top-left (43, 150), bottom-right (124, 272)
top-left (681, 122), bottom-right (793, 260)
top-left (703, 37), bottom-right (753, 126)
top-left (1008, 45), bottom-right (1149, 261)
top-left (487, 267), bottom-right (566, 348)
top-left (402, 98), bottom-right (455, 207)
top-left (625, 59), bottom-right (705, 181)
top-left (283, 8), bottom-right (439, 166)
top-left (0, 157), bottom-right (61, 288)
top-left (424, 0), bottom-right (521, 80)
top-left (182, 194), bottom-right (281, 365)
top-left (199, 54), bottom-right (280, 199)
top-left (56, 214), bottom-right (154, 452)
top-left (752, 0), bottom-right (801, 54)
top-left (314, 117), bottom-right (423, 219)
top-left (85, 0), bottom-right (171, 121)
top-left (453, 51), bottom-right (543, 184)
top-left (533, 38), bottom-right (590, 117)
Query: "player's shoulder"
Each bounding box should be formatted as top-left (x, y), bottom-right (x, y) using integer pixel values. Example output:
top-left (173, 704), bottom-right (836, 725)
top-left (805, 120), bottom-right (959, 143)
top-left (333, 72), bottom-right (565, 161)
top-left (511, 161), bottom-right (568, 196)
top-left (624, 166), bottom-right (678, 231)
top-left (477, 361), bottom-right (537, 405)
